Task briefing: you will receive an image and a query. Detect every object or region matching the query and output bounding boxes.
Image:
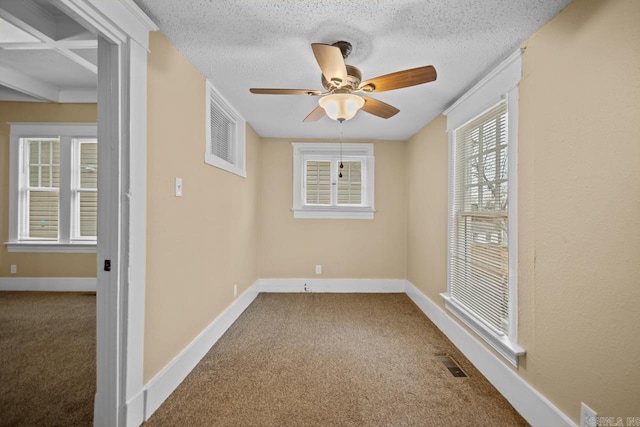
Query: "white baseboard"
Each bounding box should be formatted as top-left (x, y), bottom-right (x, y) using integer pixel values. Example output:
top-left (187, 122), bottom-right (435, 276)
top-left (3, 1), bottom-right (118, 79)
top-left (143, 280), bottom-right (260, 420)
top-left (140, 278), bottom-right (574, 427)
top-left (0, 277), bottom-right (96, 292)
top-left (125, 388), bottom-right (145, 427)
top-left (259, 278), bottom-right (406, 293)
top-left (405, 281), bottom-right (575, 427)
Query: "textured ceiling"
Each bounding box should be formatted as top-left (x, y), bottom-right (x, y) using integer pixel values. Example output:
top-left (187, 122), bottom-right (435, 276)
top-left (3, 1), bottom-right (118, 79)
top-left (134, 0), bottom-right (571, 140)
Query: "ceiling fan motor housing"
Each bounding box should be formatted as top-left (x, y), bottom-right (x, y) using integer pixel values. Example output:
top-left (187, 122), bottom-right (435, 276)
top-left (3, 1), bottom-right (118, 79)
top-left (322, 64), bottom-right (362, 91)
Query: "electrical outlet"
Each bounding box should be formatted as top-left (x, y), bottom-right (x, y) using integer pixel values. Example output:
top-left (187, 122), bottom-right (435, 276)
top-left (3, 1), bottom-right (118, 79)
top-left (233, 284), bottom-right (237, 298)
top-left (10, 264), bottom-right (17, 275)
top-left (315, 265), bottom-right (322, 274)
top-left (304, 283), bottom-right (312, 293)
top-left (580, 402), bottom-right (597, 427)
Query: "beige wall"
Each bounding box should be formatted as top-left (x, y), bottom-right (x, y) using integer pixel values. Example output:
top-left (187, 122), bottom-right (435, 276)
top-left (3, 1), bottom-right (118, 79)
top-left (0, 102), bottom-right (97, 278)
top-left (144, 32), bottom-right (260, 381)
top-left (257, 138), bottom-right (407, 279)
top-left (406, 115), bottom-right (448, 300)
top-left (407, 0), bottom-right (640, 422)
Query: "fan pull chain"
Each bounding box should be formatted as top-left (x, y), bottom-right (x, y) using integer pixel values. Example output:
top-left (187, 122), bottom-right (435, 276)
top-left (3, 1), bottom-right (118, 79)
top-left (339, 123), bottom-right (344, 178)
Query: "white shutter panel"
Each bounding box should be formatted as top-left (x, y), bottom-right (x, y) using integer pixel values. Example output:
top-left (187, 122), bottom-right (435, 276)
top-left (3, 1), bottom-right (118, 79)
top-left (450, 101), bottom-right (510, 335)
top-left (337, 161), bottom-right (362, 205)
top-left (305, 161), bottom-right (331, 205)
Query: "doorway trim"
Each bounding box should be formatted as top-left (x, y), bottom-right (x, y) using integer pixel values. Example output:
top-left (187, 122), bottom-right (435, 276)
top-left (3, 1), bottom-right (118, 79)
top-left (53, 1), bottom-right (157, 425)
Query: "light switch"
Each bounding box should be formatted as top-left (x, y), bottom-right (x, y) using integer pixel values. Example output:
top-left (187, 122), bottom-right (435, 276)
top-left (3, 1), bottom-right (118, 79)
top-left (175, 177), bottom-right (183, 197)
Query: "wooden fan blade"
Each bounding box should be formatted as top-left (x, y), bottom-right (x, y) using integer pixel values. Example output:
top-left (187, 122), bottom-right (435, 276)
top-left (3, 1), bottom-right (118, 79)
top-left (359, 65), bottom-right (437, 93)
top-left (311, 43), bottom-right (348, 88)
top-left (361, 96), bottom-right (400, 119)
top-left (250, 88), bottom-right (322, 95)
top-left (303, 105), bottom-right (325, 122)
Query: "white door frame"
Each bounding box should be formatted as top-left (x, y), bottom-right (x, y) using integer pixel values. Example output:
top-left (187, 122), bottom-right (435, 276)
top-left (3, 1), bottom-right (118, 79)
top-left (52, 1), bottom-right (156, 425)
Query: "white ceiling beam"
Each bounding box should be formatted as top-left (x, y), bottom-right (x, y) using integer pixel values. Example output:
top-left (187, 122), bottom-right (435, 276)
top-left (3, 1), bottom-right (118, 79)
top-left (55, 49), bottom-right (97, 73)
top-left (0, 40), bottom-right (98, 50)
top-left (0, 63), bottom-right (59, 102)
top-left (59, 88), bottom-right (97, 103)
top-left (0, 0), bottom-right (57, 40)
top-left (0, 0), bottom-right (97, 74)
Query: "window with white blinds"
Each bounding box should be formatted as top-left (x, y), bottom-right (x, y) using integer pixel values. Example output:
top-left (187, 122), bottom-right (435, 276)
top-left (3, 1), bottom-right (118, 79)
top-left (450, 101), bottom-right (509, 335)
top-left (74, 140), bottom-right (98, 239)
top-left (27, 139), bottom-right (60, 239)
top-left (443, 49), bottom-right (524, 367)
top-left (205, 80), bottom-right (246, 177)
top-left (293, 143), bottom-right (374, 219)
top-left (7, 123), bottom-right (98, 252)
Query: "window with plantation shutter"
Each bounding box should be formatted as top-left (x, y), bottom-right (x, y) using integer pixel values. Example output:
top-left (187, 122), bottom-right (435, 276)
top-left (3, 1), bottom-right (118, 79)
top-left (7, 123), bottom-right (98, 253)
top-left (205, 80), bottom-right (246, 177)
top-left (305, 161), bottom-right (331, 205)
top-left (292, 143), bottom-right (374, 219)
top-left (443, 49), bottom-right (524, 366)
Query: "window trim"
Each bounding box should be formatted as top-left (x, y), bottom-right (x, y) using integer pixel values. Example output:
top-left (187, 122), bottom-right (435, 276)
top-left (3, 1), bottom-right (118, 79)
top-left (6, 123), bottom-right (97, 253)
top-left (292, 142), bottom-right (375, 219)
top-left (205, 80), bottom-right (246, 178)
top-left (442, 49), bottom-right (524, 367)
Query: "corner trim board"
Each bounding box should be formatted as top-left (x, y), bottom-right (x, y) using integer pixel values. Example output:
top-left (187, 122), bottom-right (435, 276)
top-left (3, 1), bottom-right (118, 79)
top-left (404, 281), bottom-right (575, 427)
top-left (143, 280), bottom-right (261, 420)
top-left (0, 277), bottom-right (97, 292)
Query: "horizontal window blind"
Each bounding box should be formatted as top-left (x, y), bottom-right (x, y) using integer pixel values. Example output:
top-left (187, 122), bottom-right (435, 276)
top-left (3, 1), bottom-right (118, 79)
top-left (28, 191), bottom-right (59, 238)
top-left (78, 141), bottom-right (97, 237)
top-left (79, 141), bottom-right (97, 189)
top-left (209, 98), bottom-right (233, 164)
top-left (450, 100), bottom-right (510, 335)
top-left (79, 192), bottom-right (97, 237)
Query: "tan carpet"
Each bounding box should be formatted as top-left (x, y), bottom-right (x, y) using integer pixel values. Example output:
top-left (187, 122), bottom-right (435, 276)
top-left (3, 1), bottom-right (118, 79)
top-left (0, 291), bottom-right (96, 427)
top-left (145, 293), bottom-right (528, 426)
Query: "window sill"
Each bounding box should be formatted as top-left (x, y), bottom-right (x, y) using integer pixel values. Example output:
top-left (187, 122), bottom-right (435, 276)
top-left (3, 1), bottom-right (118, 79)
top-left (5, 241), bottom-right (97, 253)
top-left (292, 206), bottom-right (374, 220)
top-left (204, 155), bottom-right (246, 178)
top-left (441, 292), bottom-right (525, 367)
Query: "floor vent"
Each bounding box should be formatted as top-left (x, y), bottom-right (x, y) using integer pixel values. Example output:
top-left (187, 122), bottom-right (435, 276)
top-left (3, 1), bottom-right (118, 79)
top-left (437, 355), bottom-right (468, 378)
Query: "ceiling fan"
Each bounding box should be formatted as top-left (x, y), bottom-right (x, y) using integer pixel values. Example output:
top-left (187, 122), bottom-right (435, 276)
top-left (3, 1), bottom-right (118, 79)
top-left (250, 41), bottom-right (437, 123)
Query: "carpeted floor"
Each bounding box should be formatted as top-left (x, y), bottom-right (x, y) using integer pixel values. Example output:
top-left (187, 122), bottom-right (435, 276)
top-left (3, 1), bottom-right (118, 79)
top-left (0, 291), bottom-right (96, 427)
top-left (145, 293), bottom-right (528, 426)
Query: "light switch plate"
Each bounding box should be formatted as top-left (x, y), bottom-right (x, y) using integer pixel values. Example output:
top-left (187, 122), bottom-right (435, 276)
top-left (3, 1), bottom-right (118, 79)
top-left (175, 177), bottom-right (182, 197)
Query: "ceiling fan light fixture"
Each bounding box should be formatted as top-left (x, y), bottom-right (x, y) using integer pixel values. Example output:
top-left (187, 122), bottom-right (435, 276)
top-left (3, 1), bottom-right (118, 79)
top-left (318, 93), bottom-right (365, 122)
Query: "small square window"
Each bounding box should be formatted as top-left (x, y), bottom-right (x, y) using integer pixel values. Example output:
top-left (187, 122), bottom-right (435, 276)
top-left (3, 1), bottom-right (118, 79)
top-left (205, 80), bottom-right (246, 177)
top-left (292, 142), bottom-right (374, 219)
